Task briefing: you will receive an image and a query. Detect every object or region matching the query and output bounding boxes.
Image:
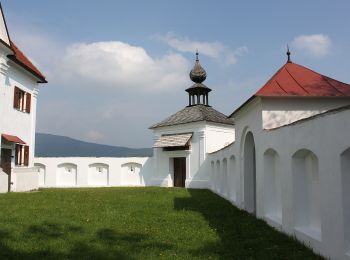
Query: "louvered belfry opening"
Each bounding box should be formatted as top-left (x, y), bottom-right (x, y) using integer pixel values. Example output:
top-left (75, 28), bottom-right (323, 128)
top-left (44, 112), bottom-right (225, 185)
top-left (186, 51), bottom-right (212, 106)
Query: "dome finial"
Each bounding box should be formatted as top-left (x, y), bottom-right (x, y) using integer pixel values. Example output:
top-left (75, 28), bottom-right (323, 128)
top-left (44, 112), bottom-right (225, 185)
top-left (189, 51), bottom-right (207, 83)
top-left (287, 45), bottom-right (292, 63)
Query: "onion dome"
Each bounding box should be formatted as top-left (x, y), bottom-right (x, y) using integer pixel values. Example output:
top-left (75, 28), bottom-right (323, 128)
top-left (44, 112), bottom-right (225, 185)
top-left (189, 51), bottom-right (207, 83)
top-left (186, 51), bottom-right (211, 106)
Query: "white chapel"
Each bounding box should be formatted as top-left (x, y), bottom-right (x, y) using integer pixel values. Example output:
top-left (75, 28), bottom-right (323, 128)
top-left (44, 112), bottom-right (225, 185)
top-left (150, 52), bottom-right (235, 188)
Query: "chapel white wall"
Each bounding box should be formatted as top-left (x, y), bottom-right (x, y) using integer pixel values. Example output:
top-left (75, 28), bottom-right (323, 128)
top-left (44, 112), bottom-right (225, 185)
top-left (205, 124), bottom-right (235, 153)
top-left (152, 121), bottom-right (234, 188)
top-left (262, 97), bottom-right (350, 129)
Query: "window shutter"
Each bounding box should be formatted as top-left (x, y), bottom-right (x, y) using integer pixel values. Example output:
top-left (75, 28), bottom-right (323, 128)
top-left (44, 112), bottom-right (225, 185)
top-left (26, 93), bottom-right (31, 113)
top-left (19, 145), bottom-right (23, 165)
top-left (13, 87), bottom-right (19, 109)
top-left (24, 146), bottom-right (29, 166)
top-left (15, 144), bottom-right (20, 165)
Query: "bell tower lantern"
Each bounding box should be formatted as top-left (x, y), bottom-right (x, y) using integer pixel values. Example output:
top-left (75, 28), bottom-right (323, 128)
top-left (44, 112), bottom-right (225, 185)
top-left (186, 51), bottom-right (212, 106)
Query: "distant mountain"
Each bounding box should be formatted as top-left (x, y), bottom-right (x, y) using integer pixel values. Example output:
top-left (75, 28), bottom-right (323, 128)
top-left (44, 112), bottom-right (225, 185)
top-left (35, 133), bottom-right (153, 157)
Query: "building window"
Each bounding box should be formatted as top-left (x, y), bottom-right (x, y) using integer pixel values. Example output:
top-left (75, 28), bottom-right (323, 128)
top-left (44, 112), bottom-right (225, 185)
top-left (15, 145), bottom-right (29, 166)
top-left (13, 86), bottom-right (31, 113)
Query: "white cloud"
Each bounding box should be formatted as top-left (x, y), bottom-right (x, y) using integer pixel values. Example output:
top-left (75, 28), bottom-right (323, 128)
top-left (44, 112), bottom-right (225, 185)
top-left (57, 41), bottom-right (191, 91)
top-left (292, 34), bottom-right (331, 57)
top-left (157, 33), bottom-right (248, 65)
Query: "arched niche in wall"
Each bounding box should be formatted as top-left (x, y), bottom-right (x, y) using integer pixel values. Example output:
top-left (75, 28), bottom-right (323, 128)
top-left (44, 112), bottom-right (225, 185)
top-left (229, 155), bottom-right (237, 202)
top-left (121, 162), bottom-right (143, 186)
top-left (88, 163), bottom-right (109, 186)
top-left (263, 148), bottom-right (282, 224)
top-left (57, 163), bottom-right (77, 187)
top-left (341, 148), bottom-right (350, 253)
top-left (222, 158), bottom-right (228, 197)
top-left (210, 161), bottom-right (215, 190)
top-left (215, 160), bottom-right (220, 193)
top-left (292, 149), bottom-right (321, 241)
top-left (34, 163), bottom-right (46, 187)
top-left (243, 131), bottom-right (256, 214)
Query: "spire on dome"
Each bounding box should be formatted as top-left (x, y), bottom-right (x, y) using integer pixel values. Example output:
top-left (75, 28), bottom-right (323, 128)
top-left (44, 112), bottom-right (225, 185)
top-left (189, 51), bottom-right (207, 83)
top-left (287, 45), bottom-right (292, 63)
top-left (186, 51), bottom-right (211, 106)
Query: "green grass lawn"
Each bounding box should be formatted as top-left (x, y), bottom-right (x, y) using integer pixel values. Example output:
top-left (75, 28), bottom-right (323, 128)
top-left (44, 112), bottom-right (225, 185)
top-left (0, 187), bottom-right (322, 259)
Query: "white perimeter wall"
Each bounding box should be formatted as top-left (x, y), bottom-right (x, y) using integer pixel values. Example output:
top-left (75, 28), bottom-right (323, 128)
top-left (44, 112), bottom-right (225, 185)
top-left (34, 157), bottom-right (154, 188)
top-left (207, 102), bottom-right (350, 260)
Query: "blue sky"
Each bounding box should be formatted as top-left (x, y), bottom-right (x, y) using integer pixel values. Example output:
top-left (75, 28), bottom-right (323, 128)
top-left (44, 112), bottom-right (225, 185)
top-left (3, 0), bottom-right (350, 147)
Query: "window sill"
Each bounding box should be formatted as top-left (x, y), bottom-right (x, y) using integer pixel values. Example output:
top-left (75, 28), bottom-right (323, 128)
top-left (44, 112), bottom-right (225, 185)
top-left (14, 108), bottom-right (30, 114)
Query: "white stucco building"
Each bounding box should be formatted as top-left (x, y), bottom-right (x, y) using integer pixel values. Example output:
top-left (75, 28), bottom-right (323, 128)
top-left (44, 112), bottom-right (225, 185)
top-left (0, 3), bottom-right (47, 192)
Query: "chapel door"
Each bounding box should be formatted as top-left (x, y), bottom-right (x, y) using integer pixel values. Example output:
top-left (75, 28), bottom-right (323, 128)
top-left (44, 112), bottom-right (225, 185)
top-left (1, 149), bottom-right (12, 191)
top-left (174, 157), bottom-right (186, 188)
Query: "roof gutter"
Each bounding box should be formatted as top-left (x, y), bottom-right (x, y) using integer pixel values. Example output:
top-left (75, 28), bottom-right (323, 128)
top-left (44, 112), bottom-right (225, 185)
top-left (7, 54), bottom-right (47, 83)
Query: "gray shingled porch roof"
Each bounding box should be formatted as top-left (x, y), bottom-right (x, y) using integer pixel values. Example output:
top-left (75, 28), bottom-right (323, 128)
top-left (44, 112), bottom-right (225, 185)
top-left (150, 104), bottom-right (234, 129)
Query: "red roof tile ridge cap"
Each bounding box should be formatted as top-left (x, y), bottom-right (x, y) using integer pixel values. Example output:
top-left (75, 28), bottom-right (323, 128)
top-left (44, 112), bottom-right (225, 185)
top-left (284, 65), bottom-right (310, 94)
top-left (275, 80), bottom-right (288, 94)
top-left (9, 40), bottom-right (46, 80)
top-left (322, 75), bottom-right (345, 94)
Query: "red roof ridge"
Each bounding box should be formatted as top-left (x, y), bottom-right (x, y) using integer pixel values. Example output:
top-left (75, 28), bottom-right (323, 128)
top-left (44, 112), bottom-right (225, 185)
top-left (284, 66), bottom-right (310, 94)
top-left (9, 40), bottom-right (46, 83)
top-left (322, 76), bottom-right (345, 94)
top-left (275, 80), bottom-right (288, 94)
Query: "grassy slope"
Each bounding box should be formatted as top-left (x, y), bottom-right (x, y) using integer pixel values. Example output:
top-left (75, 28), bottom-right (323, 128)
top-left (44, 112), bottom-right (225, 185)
top-left (0, 188), bottom-right (322, 259)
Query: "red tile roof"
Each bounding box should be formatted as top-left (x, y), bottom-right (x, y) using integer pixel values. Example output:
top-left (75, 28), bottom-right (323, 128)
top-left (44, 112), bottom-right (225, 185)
top-left (9, 41), bottom-right (46, 83)
top-left (2, 134), bottom-right (26, 144)
top-left (230, 61), bottom-right (350, 117)
top-left (256, 62), bottom-right (350, 97)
